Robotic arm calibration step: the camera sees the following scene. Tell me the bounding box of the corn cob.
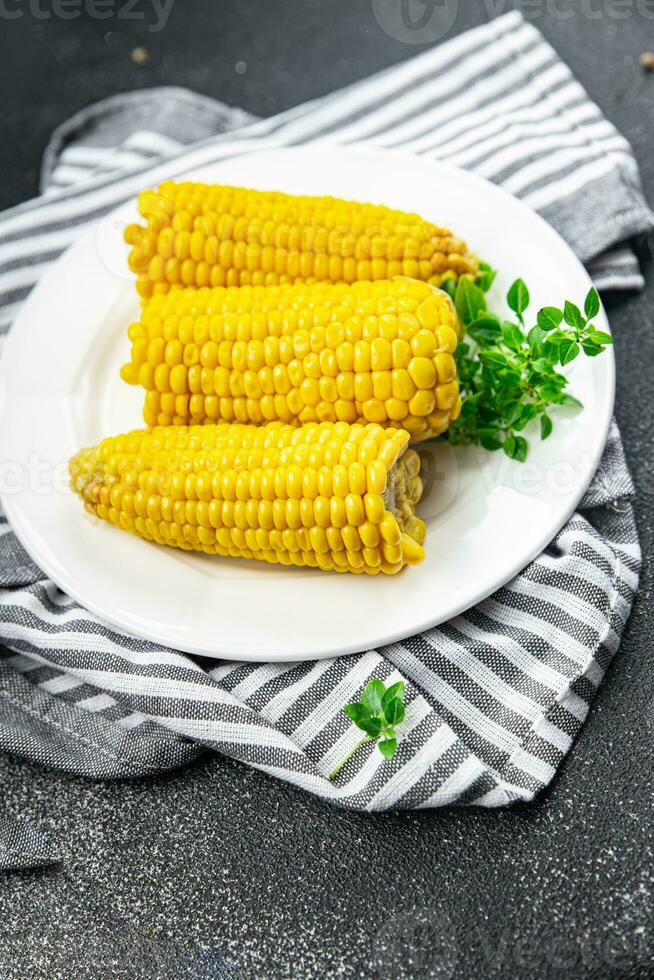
[120,278,461,441]
[69,421,427,575]
[125,181,479,300]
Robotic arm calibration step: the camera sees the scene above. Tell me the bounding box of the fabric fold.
[0,815,60,872]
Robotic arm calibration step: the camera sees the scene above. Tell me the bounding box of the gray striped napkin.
[0,13,648,869]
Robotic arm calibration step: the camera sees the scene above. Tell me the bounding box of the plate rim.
[0,145,615,662]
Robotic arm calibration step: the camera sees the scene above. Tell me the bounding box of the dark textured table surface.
[1,3,653,978]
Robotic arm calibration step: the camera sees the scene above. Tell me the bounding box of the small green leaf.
[440,276,457,301]
[563,301,585,331]
[504,435,528,462]
[360,678,385,715]
[519,403,540,426]
[381,681,405,709]
[527,325,546,350]
[581,340,603,357]
[515,436,529,463]
[455,276,487,327]
[476,261,497,293]
[545,330,565,347]
[540,414,553,440]
[343,703,371,728]
[584,287,600,320]
[378,737,398,760]
[559,339,580,365]
[537,307,564,332]
[358,716,383,738]
[507,279,530,317]
[479,350,509,369]
[468,315,502,345]
[542,340,561,362]
[530,356,555,374]
[384,698,405,726]
[557,393,583,409]
[502,321,525,352]
[478,430,503,452]
[587,329,613,346]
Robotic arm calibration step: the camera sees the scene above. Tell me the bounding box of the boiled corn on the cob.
[120,278,461,440]
[69,421,427,575]
[125,181,479,300]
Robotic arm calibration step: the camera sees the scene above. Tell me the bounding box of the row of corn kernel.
[140,253,458,290]
[97,507,407,574]
[139,388,458,434]
[127,457,390,501]
[130,322,454,368]
[129,338,457,387]
[97,419,402,467]
[136,293,453,341]
[98,485,394,533]
[98,421,406,470]
[145,221,468,264]
[140,278,441,316]
[101,487,401,542]
[107,510,405,575]
[143,182,444,230]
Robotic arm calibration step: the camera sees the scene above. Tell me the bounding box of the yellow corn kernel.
[435,380,459,410]
[401,533,425,565]
[386,398,409,422]
[380,512,402,546]
[360,522,380,548]
[434,351,457,384]
[392,370,416,402]
[408,357,436,390]
[411,329,438,357]
[364,493,385,524]
[409,390,436,417]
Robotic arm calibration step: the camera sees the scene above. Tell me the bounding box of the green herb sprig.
[444,274,612,461]
[329,679,405,780]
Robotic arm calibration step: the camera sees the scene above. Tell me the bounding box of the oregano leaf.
[563,301,585,331]
[343,703,371,728]
[502,321,525,352]
[476,261,497,293]
[559,339,580,365]
[378,737,398,760]
[381,682,405,709]
[587,329,613,346]
[584,287,600,319]
[384,698,405,726]
[456,276,487,327]
[360,678,385,715]
[507,279,530,317]
[358,716,383,739]
[537,307,564,332]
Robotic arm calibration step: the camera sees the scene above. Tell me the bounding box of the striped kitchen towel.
[0,12,647,868]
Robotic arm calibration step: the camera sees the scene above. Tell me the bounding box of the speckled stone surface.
[1,3,653,978]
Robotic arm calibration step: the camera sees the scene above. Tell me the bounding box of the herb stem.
[329,735,374,781]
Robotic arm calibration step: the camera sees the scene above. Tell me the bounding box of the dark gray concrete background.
[1,2,653,978]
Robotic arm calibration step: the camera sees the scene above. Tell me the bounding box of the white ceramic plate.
[0,147,614,662]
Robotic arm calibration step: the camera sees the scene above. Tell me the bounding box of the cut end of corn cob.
[124,180,479,299]
[121,278,462,441]
[69,421,428,575]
